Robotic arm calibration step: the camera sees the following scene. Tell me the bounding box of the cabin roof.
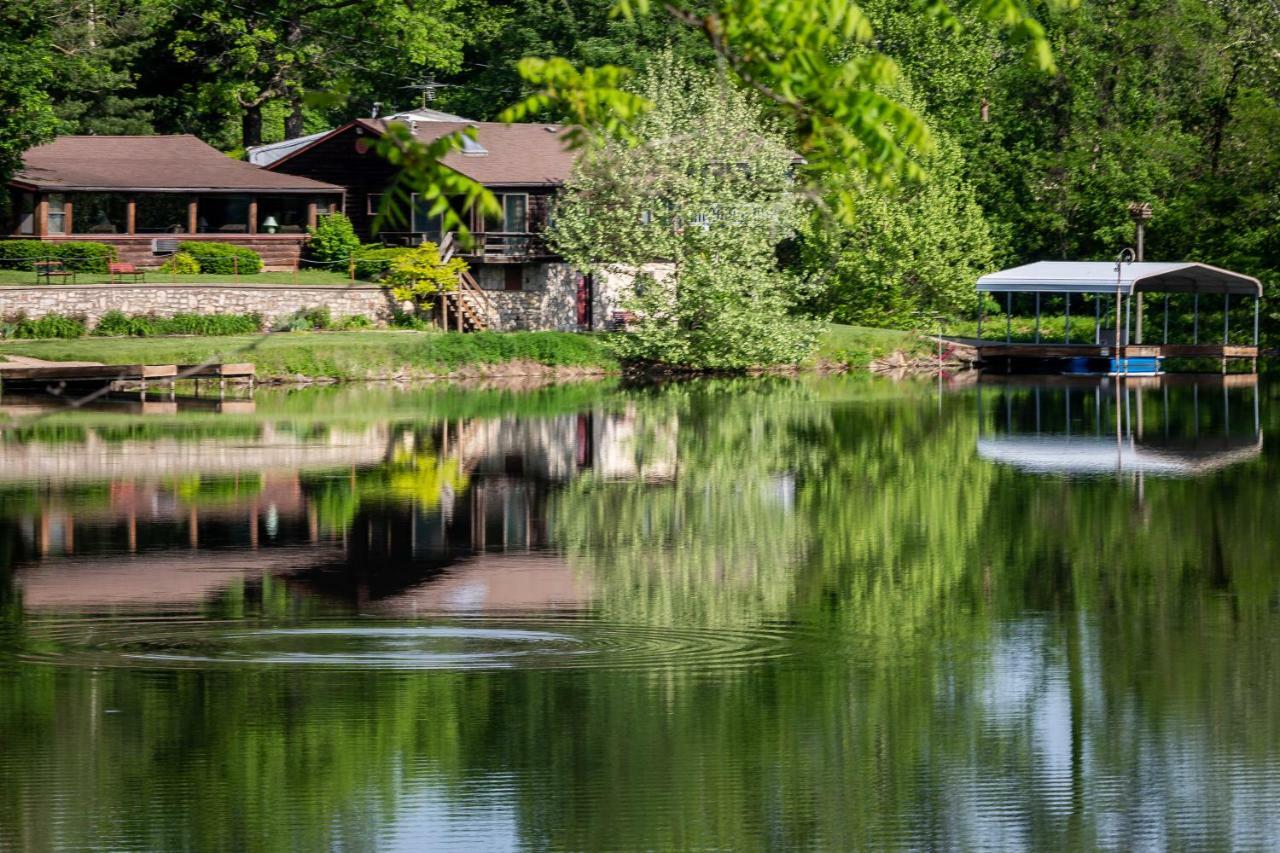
[976,261,1262,297]
[267,119,576,186]
[11,135,344,194]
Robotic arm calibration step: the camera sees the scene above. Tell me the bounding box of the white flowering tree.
[549,52,819,369]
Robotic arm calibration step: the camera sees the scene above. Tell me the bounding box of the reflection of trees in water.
[2,379,1280,848]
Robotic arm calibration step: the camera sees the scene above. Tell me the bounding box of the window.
[504,265,523,292]
[73,193,128,234]
[196,195,250,233]
[16,192,34,235]
[46,194,66,235]
[503,194,528,233]
[409,193,441,240]
[256,195,309,233]
[366,193,382,215]
[135,195,189,233]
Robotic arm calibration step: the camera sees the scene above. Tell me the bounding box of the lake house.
[4,135,345,269]
[263,117,614,330]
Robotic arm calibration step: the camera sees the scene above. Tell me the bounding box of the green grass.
[0,269,366,287]
[814,323,930,368]
[0,329,619,381]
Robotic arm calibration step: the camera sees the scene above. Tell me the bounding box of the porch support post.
[248,197,258,234]
[307,201,318,230]
[63,197,73,236]
[1005,292,1012,343]
[35,194,48,237]
[1064,294,1070,344]
[187,198,198,234]
[126,197,137,235]
[1034,292,1041,343]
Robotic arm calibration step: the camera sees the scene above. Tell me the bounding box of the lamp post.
[1128,202,1153,343]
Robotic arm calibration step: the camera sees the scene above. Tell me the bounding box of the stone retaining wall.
[0,284,396,326]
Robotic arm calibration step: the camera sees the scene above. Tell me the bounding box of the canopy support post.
[1006,292,1012,344]
[1094,296,1101,345]
[1193,293,1199,344]
[1064,294,1070,344]
[1223,292,1230,374]
[1035,292,1041,343]
[1163,295,1169,345]
[1253,296,1260,373]
[977,299,984,340]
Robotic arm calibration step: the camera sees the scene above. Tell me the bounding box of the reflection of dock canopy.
[977,435,1263,477]
[976,261,1262,296]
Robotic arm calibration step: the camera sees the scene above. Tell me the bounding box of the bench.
[609,310,638,331]
[33,260,75,285]
[108,262,146,283]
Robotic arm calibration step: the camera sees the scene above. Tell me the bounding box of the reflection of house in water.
[5,407,676,613]
[976,374,1262,476]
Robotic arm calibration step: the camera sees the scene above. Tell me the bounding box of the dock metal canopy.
[972,260,1264,373]
[976,261,1262,297]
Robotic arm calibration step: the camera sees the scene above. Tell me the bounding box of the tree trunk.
[285,97,305,140]
[242,104,263,149]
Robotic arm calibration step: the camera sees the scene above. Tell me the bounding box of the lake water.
[1,374,1277,851]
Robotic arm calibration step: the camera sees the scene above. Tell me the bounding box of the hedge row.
[178,242,263,275]
[1,309,374,339]
[1,311,264,339]
[0,240,118,273]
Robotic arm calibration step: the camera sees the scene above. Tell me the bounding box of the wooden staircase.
[438,234,493,332]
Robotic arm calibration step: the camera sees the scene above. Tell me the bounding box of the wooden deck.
[0,362,254,390]
[970,342,1258,360]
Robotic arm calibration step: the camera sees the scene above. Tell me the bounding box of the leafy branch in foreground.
[499,58,653,148]
[371,123,501,247]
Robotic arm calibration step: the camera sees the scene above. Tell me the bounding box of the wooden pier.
[0,361,255,392]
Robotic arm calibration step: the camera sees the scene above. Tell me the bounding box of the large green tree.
[549,52,817,368]
[0,3,57,212]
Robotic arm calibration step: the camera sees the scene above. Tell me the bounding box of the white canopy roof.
[976,261,1262,296]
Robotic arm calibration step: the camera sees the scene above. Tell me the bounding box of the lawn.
[0,269,368,287]
[0,330,619,381]
[814,323,930,368]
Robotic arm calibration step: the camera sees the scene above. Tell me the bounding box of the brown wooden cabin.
[265,118,574,266]
[4,135,345,270]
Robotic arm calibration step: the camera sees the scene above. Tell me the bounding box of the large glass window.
[136,195,189,233]
[256,195,309,234]
[196,196,250,233]
[73,193,128,234]
[503,194,528,233]
[16,192,34,235]
[410,193,442,241]
[47,194,66,235]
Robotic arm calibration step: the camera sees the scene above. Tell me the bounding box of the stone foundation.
[0,284,396,327]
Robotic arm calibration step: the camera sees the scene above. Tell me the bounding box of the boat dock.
[0,361,255,394]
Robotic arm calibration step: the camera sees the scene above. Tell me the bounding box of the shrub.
[92,311,262,337]
[385,243,467,309]
[0,239,117,272]
[274,306,332,332]
[333,314,373,330]
[353,246,408,281]
[1,312,88,339]
[178,241,262,275]
[159,251,200,275]
[306,212,361,264]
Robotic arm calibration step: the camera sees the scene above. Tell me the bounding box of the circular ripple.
[15,615,806,673]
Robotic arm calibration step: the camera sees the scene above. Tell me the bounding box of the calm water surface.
[0,375,1277,851]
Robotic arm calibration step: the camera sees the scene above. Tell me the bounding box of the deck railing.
[376,230,553,259]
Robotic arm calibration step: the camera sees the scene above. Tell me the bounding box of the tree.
[44,0,168,135]
[801,98,995,327]
[385,242,468,315]
[167,0,499,149]
[549,52,818,368]
[0,3,57,210]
